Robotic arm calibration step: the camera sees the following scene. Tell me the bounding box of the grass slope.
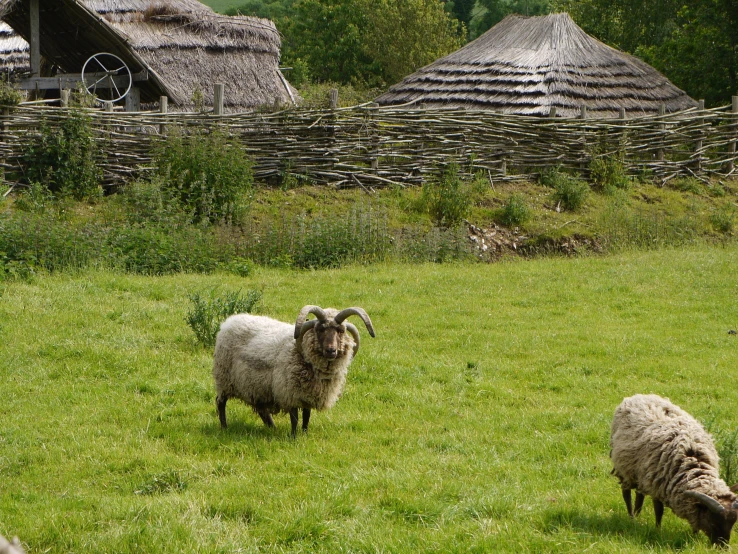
[1,246,738,552]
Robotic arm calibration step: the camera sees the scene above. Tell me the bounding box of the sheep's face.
[697,501,737,547]
[314,321,347,360]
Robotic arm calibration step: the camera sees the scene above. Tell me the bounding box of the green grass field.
[2,245,738,552]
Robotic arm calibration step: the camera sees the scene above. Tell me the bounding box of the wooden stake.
[695,99,704,172]
[729,96,738,173]
[29,0,40,78]
[213,83,224,116]
[159,96,168,136]
[657,103,666,162]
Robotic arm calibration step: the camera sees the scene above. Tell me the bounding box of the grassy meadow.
[1,245,738,552]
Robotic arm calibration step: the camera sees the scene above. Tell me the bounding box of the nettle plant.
[21,109,103,200]
[154,127,254,224]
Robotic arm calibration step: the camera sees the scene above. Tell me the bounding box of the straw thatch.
[375,13,697,118]
[0,0,297,110]
[0,21,26,74]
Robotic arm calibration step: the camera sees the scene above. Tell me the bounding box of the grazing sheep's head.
[294,305,375,359]
[685,491,738,547]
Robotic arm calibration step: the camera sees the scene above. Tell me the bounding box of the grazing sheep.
[213,305,375,436]
[610,394,738,546]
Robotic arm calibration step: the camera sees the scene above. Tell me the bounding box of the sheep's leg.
[302,408,311,432]
[289,408,299,438]
[622,489,634,517]
[217,395,228,429]
[257,410,275,428]
[653,499,664,527]
[634,492,645,516]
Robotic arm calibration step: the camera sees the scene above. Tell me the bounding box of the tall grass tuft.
[540,167,590,211]
[596,201,701,250]
[186,288,262,347]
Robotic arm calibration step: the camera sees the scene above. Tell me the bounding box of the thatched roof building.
[0,21,27,74]
[375,13,697,118]
[0,0,297,110]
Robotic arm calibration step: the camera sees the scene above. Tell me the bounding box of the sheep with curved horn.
[213,305,375,437]
[611,394,738,547]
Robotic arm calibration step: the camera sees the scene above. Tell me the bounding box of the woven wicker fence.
[1,101,737,188]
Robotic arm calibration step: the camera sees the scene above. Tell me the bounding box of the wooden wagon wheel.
[81,52,132,104]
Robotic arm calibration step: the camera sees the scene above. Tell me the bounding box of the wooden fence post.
[694,99,705,173]
[213,83,224,116]
[159,96,168,136]
[729,96,738,174]
[125,87,140,112]
[60,89,70,108]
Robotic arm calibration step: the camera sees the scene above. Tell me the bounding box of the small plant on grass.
[589,155,630,194]
[186,288,262,347]
[710,204,735,234]
[134,470,187,495]
[21,109,103,200]
[421,163,472,228]
[496,193,531,227]
[154,127,253,224]
[13,182,53,213]
[670,177,704,195]
[540,167,589,212]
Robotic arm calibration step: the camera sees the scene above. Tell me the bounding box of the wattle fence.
[2,99,737,189]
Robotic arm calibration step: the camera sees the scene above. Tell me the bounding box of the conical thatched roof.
[0,0,297,110]
[0,21,27,73]
[375,13,697,117]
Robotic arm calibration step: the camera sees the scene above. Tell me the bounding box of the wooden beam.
[30,0,40,77]
[18,70,149,91]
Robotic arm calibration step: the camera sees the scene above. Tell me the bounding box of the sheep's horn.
[334,307,375,337]
[685,491,726,514]
[295,319,318,352]
[345,322,360,355]
[294,305,328,339]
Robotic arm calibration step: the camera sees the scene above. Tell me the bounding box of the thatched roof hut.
[0,0,297,110]
[0,21,27,74]
[375,13,697,118]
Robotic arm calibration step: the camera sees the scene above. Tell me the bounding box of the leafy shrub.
[106,225,222,275]
[496,193,531,227]
[421,164,472,228]
[540,167,589,212]
[0,79,22,106]
[243,205,392,269]
[13,182,54,213]
[21,109,103,200]
[589,155,630,194]
[710,204,735,234]
[186,288,262,347]
[154,128,253,224]
[118,179,189,225]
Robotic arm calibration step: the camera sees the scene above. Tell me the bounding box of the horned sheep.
[212,305,375,437]
[610,394,738,546]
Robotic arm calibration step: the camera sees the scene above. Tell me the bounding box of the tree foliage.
[557,0,738,107]
[471,0,552,38]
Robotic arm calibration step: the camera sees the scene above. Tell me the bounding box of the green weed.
[589,155,630,194]
[421,163,472,227]
[20,109,103,200]
[153,127,253,224]
[496,193,531,227]
[540,167,590,211]
[710,204,735,234]
[186,288,262,347]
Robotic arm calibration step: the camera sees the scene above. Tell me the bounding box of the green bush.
[421,164,472,228]
[186,288,262,347]
[540,167,590,212]
[21,109,103,200]
[0,79,22,107]
[589,155,630,194]
[154,128,253,224]
[496,193,531,227]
